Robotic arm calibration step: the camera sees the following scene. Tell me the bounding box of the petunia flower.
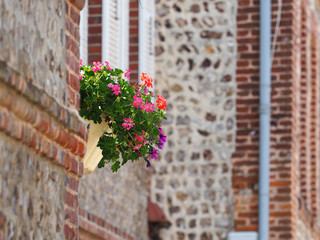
[149,148,159,160]
[157,128,167,150]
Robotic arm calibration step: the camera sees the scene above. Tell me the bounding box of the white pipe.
[258,0,271,240]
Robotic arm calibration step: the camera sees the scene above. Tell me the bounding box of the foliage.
[79,61,167,172]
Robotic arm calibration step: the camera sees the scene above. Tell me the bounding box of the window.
[102,0,129,70]
[80,1,88,65]
[139,0,155,78]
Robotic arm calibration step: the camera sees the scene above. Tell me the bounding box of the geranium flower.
[139,73,153,88]
[125,69,131,78]
[144,102,155,112]
[105,61,112,71]
[122,118,135,130]
[133,95,143,108]
[156,95,167,110]
[108,84,122,95]
[79,70,85,80]
[92,62,103,72]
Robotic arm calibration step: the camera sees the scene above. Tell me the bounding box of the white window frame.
[102,0,129,70]
[80,1,88,65]
[138,0,155,84]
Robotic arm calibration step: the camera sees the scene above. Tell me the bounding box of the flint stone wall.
[152,0,237,239]
[79,161,149,240]
[0,133,66,239]
[0,0,66,103]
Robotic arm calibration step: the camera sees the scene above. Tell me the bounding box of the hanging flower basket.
[79,60,167,172]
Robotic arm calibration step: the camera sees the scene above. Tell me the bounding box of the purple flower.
[157,128,167,150]
[149,148,159,160]
[146,160,151,168]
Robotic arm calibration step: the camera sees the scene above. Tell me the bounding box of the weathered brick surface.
[151,1,237,239]
[79,161,149,240]
[129,0,139,85]
[235,0,320,239]
[0,133,66,239]
[87,0,102,64]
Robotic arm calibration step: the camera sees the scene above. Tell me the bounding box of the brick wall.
[128,0,140,85]
[0,0,87,239]
[234,0,320,239]
[87,0,102,63]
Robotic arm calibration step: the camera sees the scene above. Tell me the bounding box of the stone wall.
[0,0,87,239]
[0,134,66,239]
[79,161,149,240]
[0,0,66,103]
[151,1,237,239]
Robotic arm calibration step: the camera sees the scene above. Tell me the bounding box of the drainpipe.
[258,0,271,239]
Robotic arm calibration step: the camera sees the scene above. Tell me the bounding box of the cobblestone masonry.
[79,161,149,240]
[0,0,87,239]
[151,1,237,239]
[0,0,66,103]
[0,133,66,239]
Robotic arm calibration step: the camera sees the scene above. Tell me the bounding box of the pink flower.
[122,118,135,130]
[133,131,148,150]
[105,61,112,71]
[80,59,83,67]
[144,102,155,112]
[144,86,149,94]
[135,90,142,96]
[124,69,131,78]
[133,95,143,108]
[133,95,155,112]
[92,62,103,72]
[108,84,122,95]
[79,70,85,80]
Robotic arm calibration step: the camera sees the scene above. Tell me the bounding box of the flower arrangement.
[79,60,167,172]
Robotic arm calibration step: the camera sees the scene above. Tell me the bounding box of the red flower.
[156,96,167,110]
[139,73,153,88]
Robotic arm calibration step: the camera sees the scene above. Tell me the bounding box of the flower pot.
[83,120,109,175]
